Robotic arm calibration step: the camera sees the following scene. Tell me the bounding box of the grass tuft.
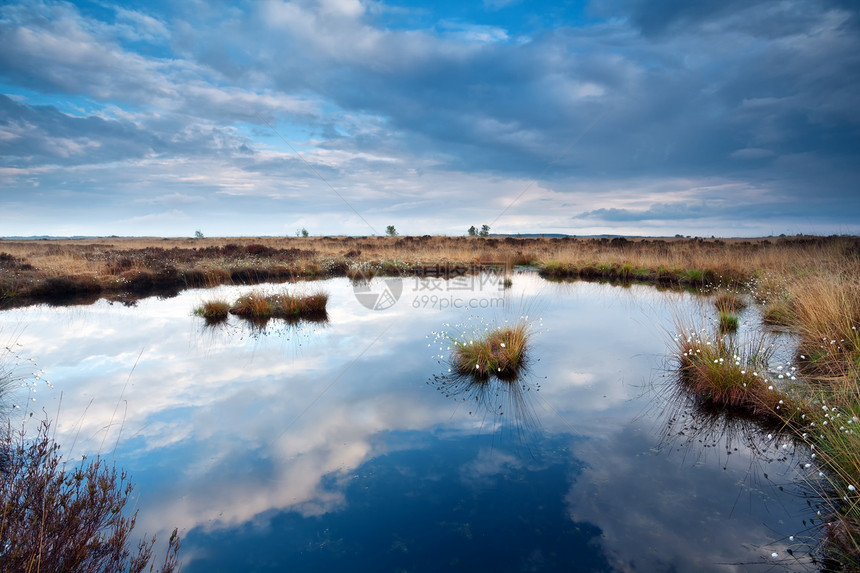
[672,326,800,420]
[226,289,328,323]
[714,291,746,314]
[718,311,739,332]
[193,298,231,324]
[450,321,530,381]
[230,290,272,319]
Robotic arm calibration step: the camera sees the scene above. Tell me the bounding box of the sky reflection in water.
[0,273,816,571]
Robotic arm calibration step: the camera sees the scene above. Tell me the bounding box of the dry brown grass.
[0,234,857,306]
[789,268,860,377]
[226,288,329,323]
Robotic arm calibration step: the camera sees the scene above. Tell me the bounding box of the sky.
[1,0,858,238]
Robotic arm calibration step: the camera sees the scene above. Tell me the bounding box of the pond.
[1,272,819,571]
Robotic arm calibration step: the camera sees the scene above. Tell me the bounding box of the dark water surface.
[1,273,817,571]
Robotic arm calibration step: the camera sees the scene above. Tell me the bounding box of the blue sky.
[1,0,858,237]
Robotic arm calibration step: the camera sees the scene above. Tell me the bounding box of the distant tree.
[468,226,478,237]
[295,228,309,237]
[479,224,490,237]
[385,225,398,237]
[194,230,204,239]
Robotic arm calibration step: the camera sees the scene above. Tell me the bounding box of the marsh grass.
[789,272,860,378]
[718,312,739,332]
[228,289,328,323]
[449,321,530,381]
[672,326,802,421]
[3,235,858,307]
[714,291,746,314]
[346,266,376,283]
[674,267,860,566]
[781,358,860,567]
[193,298,231,324]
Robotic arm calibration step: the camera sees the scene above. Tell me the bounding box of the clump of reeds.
[787,388,860,567]
[447,320,530,381]
[714,291,745,332]
[718,312,739,332]
[230,290,272,318]
[779,354,860,566]
[228,289,328,322]
[714,291,746,314]
[672,326,799,419]
[193,298,231,324]
[788,272,860,378]
[673,292,860,567]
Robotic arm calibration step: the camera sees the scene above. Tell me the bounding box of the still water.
[1,273,817,571]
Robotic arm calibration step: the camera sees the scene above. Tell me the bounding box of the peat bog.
[2,234,860,570]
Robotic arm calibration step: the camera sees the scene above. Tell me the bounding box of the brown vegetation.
[0,419,181,572]
[671,256,860,568]
[1,234,858,307]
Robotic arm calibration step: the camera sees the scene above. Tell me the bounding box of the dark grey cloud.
[0,0,858,235]
[0,95,162,166]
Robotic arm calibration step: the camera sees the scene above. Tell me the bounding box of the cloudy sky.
[1,0,858,237]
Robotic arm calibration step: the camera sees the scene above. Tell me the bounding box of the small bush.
[0,419,181,572]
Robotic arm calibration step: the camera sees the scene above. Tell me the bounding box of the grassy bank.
[671,265,860,568]
[1,234,858,307]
